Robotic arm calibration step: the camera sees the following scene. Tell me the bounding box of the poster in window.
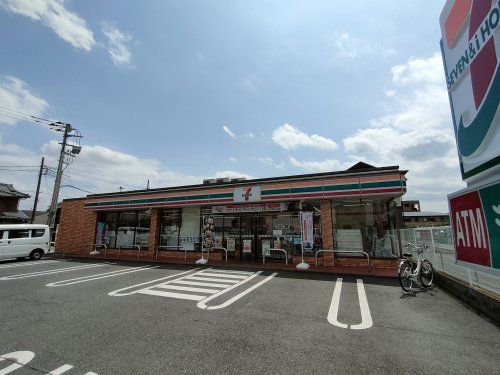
[227,237,236,252]
[300,211,314,251]
[96,222,105,244]
[243,239,252,253]
[202,216,214,250]
[214,236,222,248]
[262,239,271,256]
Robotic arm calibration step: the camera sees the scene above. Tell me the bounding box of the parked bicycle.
[398,243,435,292]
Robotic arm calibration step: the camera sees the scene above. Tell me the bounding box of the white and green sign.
[440,0,500,182]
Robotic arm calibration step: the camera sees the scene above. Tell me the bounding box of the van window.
[32,229,46,238]
[8,229,30,239]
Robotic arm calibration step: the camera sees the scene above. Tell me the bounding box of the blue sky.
[0,0,464,211]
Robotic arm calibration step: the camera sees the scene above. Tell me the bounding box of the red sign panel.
[449,191,491,266]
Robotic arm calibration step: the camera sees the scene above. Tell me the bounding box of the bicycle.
[398,243,435,292]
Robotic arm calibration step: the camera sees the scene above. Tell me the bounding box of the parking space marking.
[109,269,199,296]
[327,278,373,330]
[0,351,97,375]
[0,351,34,375]
[110,268,274,309]
[197,272,277,310]
[135,268,259,302]
[46,265,158,287]
[0,260,59,269]
[49,364,73,374]
[0,263,108,280]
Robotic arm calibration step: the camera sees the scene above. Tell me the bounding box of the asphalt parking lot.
[0,258,498,375]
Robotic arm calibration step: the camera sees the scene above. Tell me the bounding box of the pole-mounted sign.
[439,0,500,182]
[441,0,500,274]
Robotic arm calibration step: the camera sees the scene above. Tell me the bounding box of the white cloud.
[222,125,237,139]
[257,157,285,169]
[272,123,337,151]
[228,157,236,162]
[0,0,95,51]
[289,156,346,172]
[222,125,255,140]
[0,76,49,125]
[0,136,253,210]
[101,21,133,66]
[241,76,259,91]
[391,52,444,86]
[342,53,465,212]
[334,32,396,59]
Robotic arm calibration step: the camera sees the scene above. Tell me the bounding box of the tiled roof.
[0,183,30,198]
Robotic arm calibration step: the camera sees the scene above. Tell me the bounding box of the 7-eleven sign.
[234,186,261,203]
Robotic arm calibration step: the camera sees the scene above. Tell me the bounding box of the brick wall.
[320,199,334,266]
[147,208,161,258]
[56,199,96,255]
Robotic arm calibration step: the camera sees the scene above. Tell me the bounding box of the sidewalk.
[48,253,398,278]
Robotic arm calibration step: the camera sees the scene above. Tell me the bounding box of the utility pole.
[30,157,45,223]
[47,122,82,229]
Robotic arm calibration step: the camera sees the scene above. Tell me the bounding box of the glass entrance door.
[240,215,255,261]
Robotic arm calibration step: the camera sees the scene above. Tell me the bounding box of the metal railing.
[400,226,500,295]
[262,248,288,267]
[204,247,228,262]
[118,245,141,260]
[315,249,371,271]
[156,245,186,260]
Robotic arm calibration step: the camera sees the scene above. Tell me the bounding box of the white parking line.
[0,260,59,269]
[0,264,108,280]
[327,278,373,330]
[187,276,240,283]
[108,269,199,296]
[0,351,98,375]
[109,268,276,309]
[198,272,248,279]
[197,272,277,310]
[46,265,157,287]
[49,364,73,374]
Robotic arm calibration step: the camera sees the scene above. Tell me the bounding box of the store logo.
[233,186,261,203]
[442,0,500,157]
[243,187,252,201]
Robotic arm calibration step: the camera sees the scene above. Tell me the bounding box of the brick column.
[148,208,161,259]
[56,200,96,256]
[320,199,334,266]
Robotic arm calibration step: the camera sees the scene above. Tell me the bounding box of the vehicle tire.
[29,249,44,261]
[398,260,413,292]
[419,260,434,287]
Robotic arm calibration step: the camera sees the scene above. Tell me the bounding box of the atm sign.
[449,182,500,270]
[450,191,490,266]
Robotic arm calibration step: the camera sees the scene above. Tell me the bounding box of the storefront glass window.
[97,210,150,249]
[97,212,118,248]
[179,207,201,251]
[224,216,240,257]
[332,199,398,258]
[160,209,181,247]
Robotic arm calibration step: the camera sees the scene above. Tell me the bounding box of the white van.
[0,224,50,261]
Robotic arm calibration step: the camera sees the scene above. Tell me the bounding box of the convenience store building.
[56,162,407,269]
